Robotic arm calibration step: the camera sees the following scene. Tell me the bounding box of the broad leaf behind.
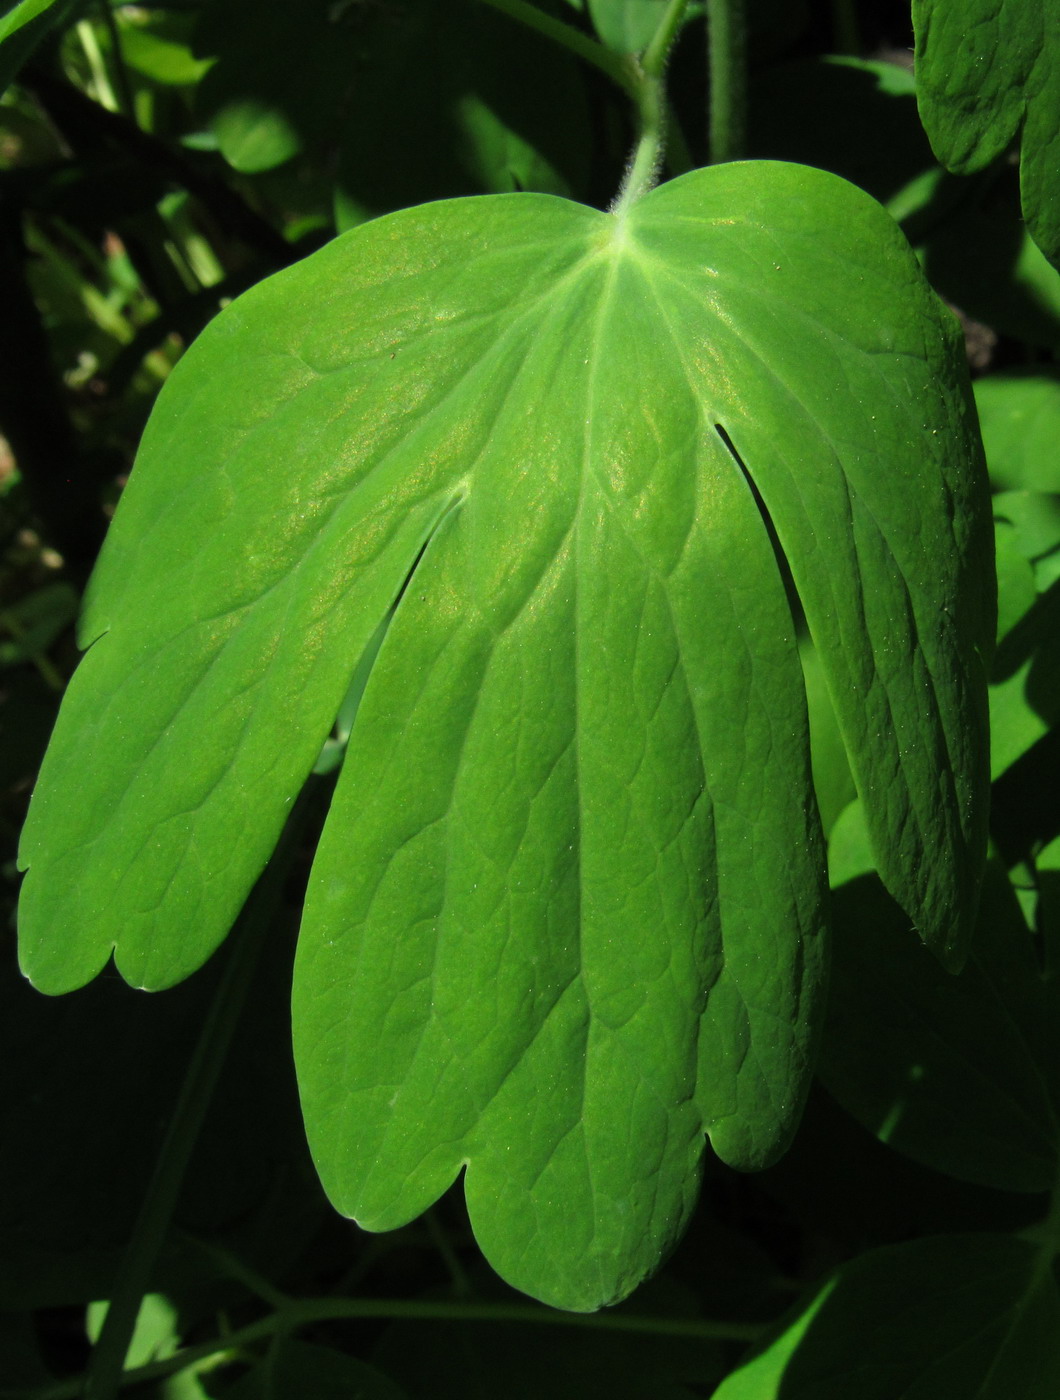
[18,163,992,1308]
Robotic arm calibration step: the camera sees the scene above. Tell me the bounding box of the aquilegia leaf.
[17,161,993,1309]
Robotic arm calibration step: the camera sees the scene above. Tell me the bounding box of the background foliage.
[1,0,1059,1396]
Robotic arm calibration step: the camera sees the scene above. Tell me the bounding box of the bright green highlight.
[18,162,992,1310]
[0,0,58,45]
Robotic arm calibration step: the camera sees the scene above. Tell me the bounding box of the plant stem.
[97,0,135,121]
[611,0,692,215]
[474,0,635,94]
[5,1297,765,1398]
[76,18,118,112]
[82,791,313,1400]
[706,0,747,163]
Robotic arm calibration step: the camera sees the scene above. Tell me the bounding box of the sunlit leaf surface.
[18,163,992,1307]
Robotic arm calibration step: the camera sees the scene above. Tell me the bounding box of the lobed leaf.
[18,162,992,1307]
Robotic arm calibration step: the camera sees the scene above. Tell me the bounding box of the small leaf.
[748,57,935,207]
[588,0,670,53]
[912,0,1060,266]
[0,0,81,91]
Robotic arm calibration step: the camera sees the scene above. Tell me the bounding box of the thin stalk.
[423,1207,473,1299]
[75,18,118,112]
[82,791,314,1400]
[474,0,635,94]
[97,0,136,121]
[5,1297,765,1399]
[611,0,692,215]
[706,0,747,164]
[175,1231,293,1311]
[642,0,691,76]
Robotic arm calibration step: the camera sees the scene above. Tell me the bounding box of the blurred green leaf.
[588,0,669,52]
[0,0,62,45]
[820,857,1059,1193]
[86,1293,180,1369]
[0,0,81,91]
[989,512,1060,778]
[715,1235,1060,1399]
[993,490,1060,591]
[116,17,215,88]
[913,167,1060,354]
[0,581,77,668]
[192,0,589,220]
[748,57,934,207]
[975,370,1060,493]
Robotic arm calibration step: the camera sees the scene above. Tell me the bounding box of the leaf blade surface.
[18,163,992,1307]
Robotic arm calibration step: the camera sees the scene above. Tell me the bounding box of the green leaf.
[0,0,81,91]
[975,370,1060,493]
[912,0,1060,266]
[988,493,1060,776]
[748,57,935,208]
[0,581,78,669]
[820,858,1060,1193]
[18,163,992,1308]
[0,0,61,44]
[714,1235,1060,1399]
[117,17,215,88]
[914,166,1060,355]
[799,637,854,838]
[588,0,670,52]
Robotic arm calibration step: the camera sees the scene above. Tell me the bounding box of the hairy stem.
[707,0,747,163]
[611,0,692,215]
